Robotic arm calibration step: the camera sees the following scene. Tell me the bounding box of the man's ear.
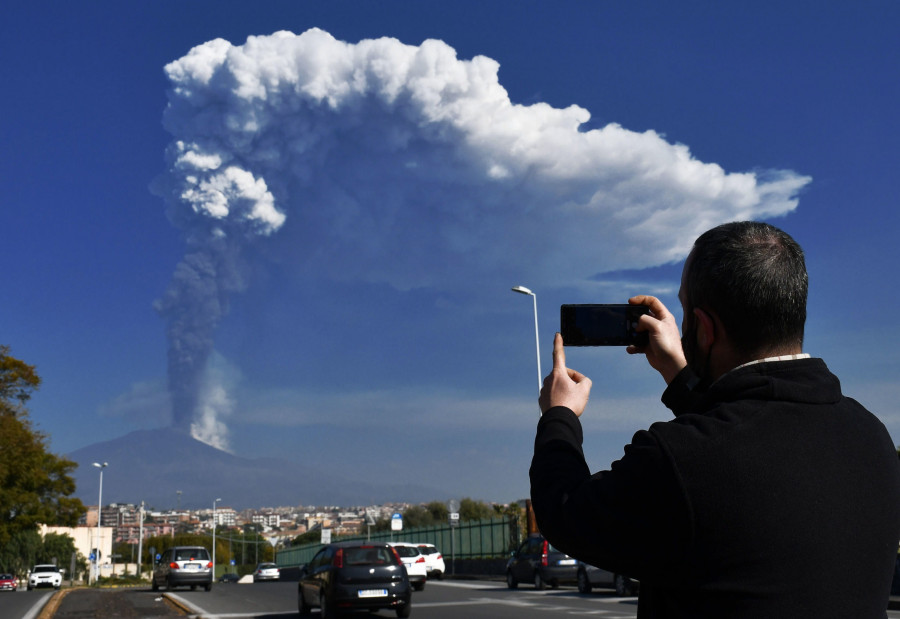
[693,307,716,353]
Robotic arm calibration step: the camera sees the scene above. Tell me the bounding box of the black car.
[506,534,578,590]
[576,561,639,596]
[218,572,240,583]
[298,541,411,618]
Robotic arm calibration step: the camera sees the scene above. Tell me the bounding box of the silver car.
[152,546,213,591]
[254,562,280,582]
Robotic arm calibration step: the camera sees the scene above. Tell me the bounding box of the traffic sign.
[391,513,403,531]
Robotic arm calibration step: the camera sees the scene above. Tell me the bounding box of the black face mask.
[682,315,712,390]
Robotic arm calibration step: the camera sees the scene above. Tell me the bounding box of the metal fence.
[277,517,518,568]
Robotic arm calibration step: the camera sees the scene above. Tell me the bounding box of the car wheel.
[298,587,311,616]
[204,583,212,592]
[320,590,336,619]
[167,577,176,591]
[396,602,411,618]
[506,570,518,589]
[151,578,159,592]
[614,574,631,596]
[413,580,425,592]
[577,569,592,594]
[190,585,197,591]
[534,571,546,590]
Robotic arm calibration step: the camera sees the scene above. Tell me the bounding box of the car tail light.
[169,562,179,569]
[437,554,442,560]
[390,546,403,565]
[207,562,213,569]
[332,548,344,568]
[541,541,549,567]
[416,556,425,563]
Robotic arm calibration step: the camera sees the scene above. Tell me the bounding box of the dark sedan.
[577,561,639,596]
[506,534,578,590]
[298,541,411,618]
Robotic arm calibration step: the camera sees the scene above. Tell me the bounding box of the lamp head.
[93,462,108,469]
[511,285,534,296]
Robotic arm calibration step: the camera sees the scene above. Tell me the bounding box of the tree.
[0,346,86,550]
[459,498,494,521]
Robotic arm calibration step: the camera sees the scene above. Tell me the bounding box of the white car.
[416,544,446,579]
[28,565,62,590]
[253,562,280,582]
[389,542,428,591]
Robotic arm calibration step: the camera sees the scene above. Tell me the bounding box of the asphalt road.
[169,579,641,618]
[7,581,900,619]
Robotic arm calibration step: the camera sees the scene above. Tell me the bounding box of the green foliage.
[368,499,497,533]
[0,530,85,580]
[292,529,322,545]
[458,498,495,521]
[0,345,41,406]
[0,347,85,552]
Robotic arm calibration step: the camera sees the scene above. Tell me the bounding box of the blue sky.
[3,1,899,505]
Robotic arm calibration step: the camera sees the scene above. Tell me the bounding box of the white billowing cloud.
[189,352,239,451]
[153,28,811,441]
[157,28,810,288]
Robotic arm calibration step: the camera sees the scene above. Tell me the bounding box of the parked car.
[506,534,578,590]
[0,574,17,592]
[254,562,280,582]
[27,565,62,590]
[389,542,428,591]
[576,561,639,596]
[297,541,411,618]
[416,544,446,579]
[218,572,240,583]
[151,546,212,592]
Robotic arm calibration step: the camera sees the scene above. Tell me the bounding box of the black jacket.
[530,358,900,618]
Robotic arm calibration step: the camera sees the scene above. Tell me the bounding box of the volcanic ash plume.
[152,28,811,447]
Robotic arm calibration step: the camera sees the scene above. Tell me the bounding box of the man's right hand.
[627,295,687,384]
[539,333,592,416]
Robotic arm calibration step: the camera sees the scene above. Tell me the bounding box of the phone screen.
[560,304,649,346]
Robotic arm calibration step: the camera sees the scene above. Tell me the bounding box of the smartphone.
[560,304,650,346]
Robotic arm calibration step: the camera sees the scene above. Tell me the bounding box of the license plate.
[358,589,388,598]
[557,559,576,565]
[183,563,200,571]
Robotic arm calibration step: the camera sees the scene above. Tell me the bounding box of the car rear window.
[175,549,209,561]
[34,566,57,573]
[393,546,420,558]
[344,546,396,566]
[418,545,437,555]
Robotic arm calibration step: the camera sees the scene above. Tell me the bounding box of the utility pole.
[137,501,144,577]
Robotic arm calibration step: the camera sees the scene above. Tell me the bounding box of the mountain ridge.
[67,427,442,510]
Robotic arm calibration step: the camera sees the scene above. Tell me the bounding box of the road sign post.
[447,500,461,576]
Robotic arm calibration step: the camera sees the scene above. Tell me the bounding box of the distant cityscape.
[82,502,420,549]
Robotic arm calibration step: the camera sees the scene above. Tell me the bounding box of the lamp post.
[212,498,222,578]
[92,462,108,585]
[511,286,542,398]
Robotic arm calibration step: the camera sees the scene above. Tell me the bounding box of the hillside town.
[82,501,416,551]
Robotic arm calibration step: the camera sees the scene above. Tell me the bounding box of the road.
[164,579,641,618]
[5,581,900,618]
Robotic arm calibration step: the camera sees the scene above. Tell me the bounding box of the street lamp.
[212,498,222,578]
[511,286,542,398]
[92,462,108,585]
